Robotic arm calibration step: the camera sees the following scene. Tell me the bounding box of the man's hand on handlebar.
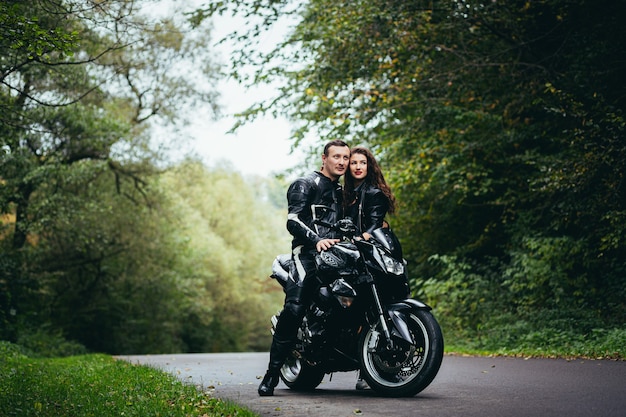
[316,238,340,252]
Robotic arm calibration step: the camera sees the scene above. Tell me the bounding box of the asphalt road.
[118,352,626,417]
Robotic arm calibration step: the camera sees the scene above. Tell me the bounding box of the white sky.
[186,81,300,177]
[176,1,306,178]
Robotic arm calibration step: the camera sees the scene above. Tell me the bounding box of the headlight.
[335,295,354,308]
[331,279,356,308]
[382,254,404,275]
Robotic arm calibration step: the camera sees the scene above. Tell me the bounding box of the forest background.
[1,0,624,358]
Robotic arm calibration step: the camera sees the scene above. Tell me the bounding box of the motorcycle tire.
[280,355,325,391]
[359,308,444,397]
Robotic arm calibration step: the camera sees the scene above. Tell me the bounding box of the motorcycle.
[269,218,443,397]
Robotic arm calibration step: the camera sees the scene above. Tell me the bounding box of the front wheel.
[359,308,443,397]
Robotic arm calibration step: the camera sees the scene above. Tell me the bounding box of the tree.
[8,153,290,354]
[1,0,220,341]
[196,0,626,351]
[157,161,289,353]
[1,0,218,248]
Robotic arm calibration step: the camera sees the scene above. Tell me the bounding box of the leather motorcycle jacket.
[346,182,390,235]
[286,171,343,249]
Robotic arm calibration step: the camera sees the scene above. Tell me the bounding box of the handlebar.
[316,219,401,258]
[314,218,360,237]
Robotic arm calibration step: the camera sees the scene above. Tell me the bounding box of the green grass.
[443,326,625,360]
[0,343,259,417]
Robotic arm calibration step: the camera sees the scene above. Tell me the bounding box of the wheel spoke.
[362,311,430,388]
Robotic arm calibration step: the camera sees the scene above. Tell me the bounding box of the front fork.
[369,282,395,350]
[368,280,430,349]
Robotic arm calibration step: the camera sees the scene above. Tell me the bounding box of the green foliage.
[203,0,626,356]
[422,253,625,359]
[3,0,624,358]
[15,327,88,358]
[0,341,29,359]
[154,160,289,353]
[445,327,626,359]
[1,0,219,254]
[8,159,288,355]
[0,1,78,60]
[502,235,587,310]
[1,1,264,355]
[0,348,259,417]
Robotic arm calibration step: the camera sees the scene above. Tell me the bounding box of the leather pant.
[265,247,318,375]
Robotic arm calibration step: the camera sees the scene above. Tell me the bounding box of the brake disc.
[372,344,416,373]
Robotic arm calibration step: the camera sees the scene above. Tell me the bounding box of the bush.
[16,327,88,358]
[420,254,625,359]
[0,341,29,360]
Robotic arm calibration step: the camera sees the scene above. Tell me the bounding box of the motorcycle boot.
[258,337,293,396]
[259,254,313,396]
[258,373,280,396]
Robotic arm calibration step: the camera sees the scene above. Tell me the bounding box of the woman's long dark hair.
[344,147,396,214]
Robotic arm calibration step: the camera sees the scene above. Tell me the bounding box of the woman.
[344,146,397,391]
[344,146,396,240]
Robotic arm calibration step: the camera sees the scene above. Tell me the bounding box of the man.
[258,139,350,396]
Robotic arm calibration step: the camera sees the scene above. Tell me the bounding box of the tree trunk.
[12,182,33,250]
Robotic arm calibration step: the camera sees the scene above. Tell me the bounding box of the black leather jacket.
[286,171,343,249]
[346,182,390,235]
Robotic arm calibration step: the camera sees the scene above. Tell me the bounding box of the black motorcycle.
[269,218,443,397]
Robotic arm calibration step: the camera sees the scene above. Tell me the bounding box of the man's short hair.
[323,140,349,156]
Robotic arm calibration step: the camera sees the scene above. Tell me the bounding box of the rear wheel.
[359,308,443,397]
[280,355,325,391]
